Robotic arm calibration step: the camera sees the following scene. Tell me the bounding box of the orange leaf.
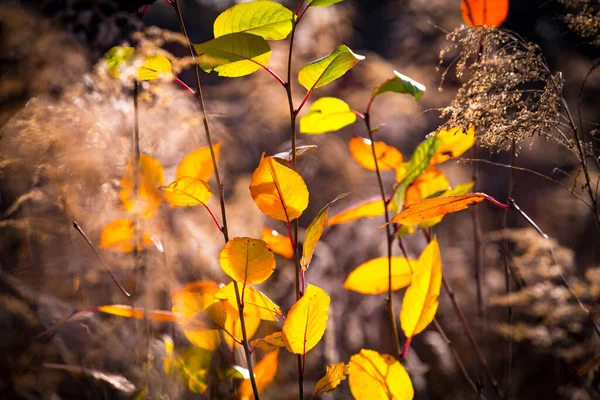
[262,228,294,258]
[405,166,451,206]
[219,237,276,285]
[328,198,386,226]
[344,257,415,295]
[461,0,509,27]
[390,193,487,226]
[96,305,176,322]
[176,143,220,182]
[215,282,282,321]
[99,219,152,252]
[349,137,403,171]
[119,154,165,217]
[431,126,476,164]
[239,349,279,400]
[250,153,309,221]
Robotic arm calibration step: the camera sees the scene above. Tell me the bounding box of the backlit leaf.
[391,193,487,226]
[405,166,450,207]
[349,137,403,171]
[119,154,165,217]
[262,228,294,258]
[313,363,348,396]
[216,282,281,321]
[308,0,344,6]
[461,0,509,27]
[214,1,294,40]
[300,97,357,134]
[99,219,152,252]
[400,237,442,338]
[96,305,176,322]
[431,126,476,164]
[104,46,134,78]
[194,33,271,77]
[416,182,475,229]
[179,347,212,394]
[282,284,330,354]
[223,300,262,349]
[301,193,349,269]
[250,153,309,221]
[138,55,172,81]
[250,332,286,352]
[163,177,212,207]
[344,257,415,295]
[328,198,386,226]
[298,45,364,91]
[176,143,220,182]
[219,237,276,284]
[372,70,426,100]
[348,349,413,400]
[239,349,279,400]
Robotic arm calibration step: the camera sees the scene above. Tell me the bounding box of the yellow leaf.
[239,349,279,400]
[349,137,403,171]
[176,143,220,182]
[262,228,294,259]
[178,347,212,394]
[219,237,276,285]
[223,300,262,349]
[119,154,165,217]
[282,285,330,355]
[431,126,476,164]
[405,166,451,207]
[313,362,349,396]
[163,177,212,207]
[343,257,415,295]
[96,305,176,322]
[328,198,386,226]
[250,153,309,221]
[250,332,286,352]
[215,282,282,321]
[390,193,487,226]
[299,97,357,134]
[400,237,442,340]
[348,349,413,400]
[99,219,152,252]
[138,55,172,81]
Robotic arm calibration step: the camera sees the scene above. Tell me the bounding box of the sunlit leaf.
[261,228,294,258]
[194,33,271,77]
[176,143,220,182]
[214,1,294,40]
[416,182,475,229]
[391,193,487,226]
[163,177,212,207]
[282,284,330,354]
[431,126,476,164]
[328,198,386,226]
[96,305,176,322]
[313,363,348,396]
[99,219,153,252]
[308,0,344,6]
[400,237,442,339]
[343,257,415,295]
[272,145,318,162]
[349,137,403,171]
[119,154,165,217]
[223,300,262,349]
[239,349,279,400]
[298,45,364,91]
[216,282,281,321]
[219,237,276,284]
[178,347,212,394]
[250,332,286,352]
[405,166,450,207]
[300,97,357,134]
[301,193,349,269]
[250,153,309,221]
[461,0,509,27]
[372,70,426,100]
[348,349,413,400]
[138,55,172,81]
[104,46,134,78]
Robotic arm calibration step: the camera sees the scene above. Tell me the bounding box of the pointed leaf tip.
[298,45,364,91]
[373,70,426,100]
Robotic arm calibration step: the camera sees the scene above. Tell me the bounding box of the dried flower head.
[561,0,600,47]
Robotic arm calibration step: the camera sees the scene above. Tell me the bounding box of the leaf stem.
[295,88,313,116]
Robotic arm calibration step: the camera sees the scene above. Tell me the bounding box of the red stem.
[173,75,196,96]
[294,0,304,16]
[366,95,376,116]
[484,194,511,210]
[295,89,313,116]
[401,337,412,358]
[353,110,366,120]
[297,5,311,22]
[201,203,223,232]
[265,67,287,88]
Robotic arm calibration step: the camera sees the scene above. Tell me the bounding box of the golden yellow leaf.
[250,153,309,221]
[119,154,165,217]
[349,137,403,171]
[163,177,212,207]
[348,349,413,400]
[96,305,176,322]
[461,0,509,27]
[219,237,276,285]
[405,166,451,206]
[239,349,279,400]
[176,143,220,182]
[431,126,476,164]
[400,237,442,340]
[390,194,487,226]
[223,300,262,349]
[138,55,172,81]
[282,285,330,354]
[99,219,152,252]
[313,362,349,396]
[343,257,415,295]
[261,228,294,259]
[328,198,386,226]
[215,282,282,321]
[250,332,286,352]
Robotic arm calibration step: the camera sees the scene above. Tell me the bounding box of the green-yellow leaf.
[372,70,426,100]
[194,33,271,77]
[348,349,413,400]
[219,237,276,284]
[308,0,344,6]
[250,332,286,352]
[138,55,172,81]
[214,1,294,40]
[282,284,330,354]
[298,45,364,91]
[104,46,134,78]
[300,97,357,134]
[163,177,212,207]
[344,257,415,295]
[215,282,282,321]
[313,363,349,396]
[178,347,212,394]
